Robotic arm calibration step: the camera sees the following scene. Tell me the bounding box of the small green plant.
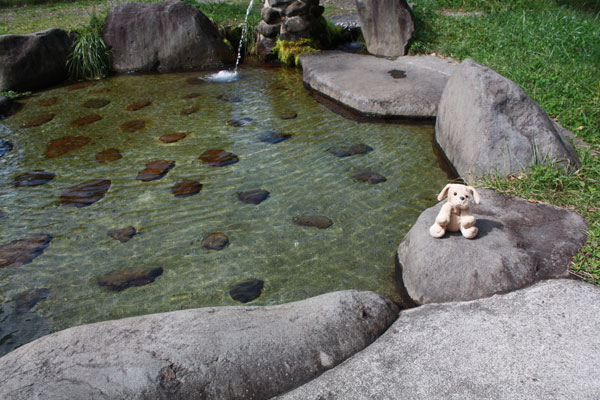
[0,90,32,99]
[66,13,110,81]
[273,38,320,66]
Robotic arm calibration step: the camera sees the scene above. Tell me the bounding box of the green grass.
[410,0,600,282]
[67,14,110,80]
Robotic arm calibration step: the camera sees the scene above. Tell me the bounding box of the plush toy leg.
[430,223,446,238]
[460,214,478,239]
[460,225,478,239]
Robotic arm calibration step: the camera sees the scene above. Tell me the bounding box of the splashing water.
[206,70,239,83]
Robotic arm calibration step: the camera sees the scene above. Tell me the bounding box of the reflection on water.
[0,67,448,356]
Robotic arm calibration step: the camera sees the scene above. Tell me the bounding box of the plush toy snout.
[430,183,480,239]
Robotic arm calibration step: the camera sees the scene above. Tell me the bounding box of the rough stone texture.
[356,0,414,56]
[397,188,587,305]
[278,279,600,400]
[201,232,229,250]
[0,290,399,400]
[436,59,580,181]
[0,28,74,92]
[102,0,235,73]
[300,51,457,118]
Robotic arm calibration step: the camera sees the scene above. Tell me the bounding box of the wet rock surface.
[351,169,387,184]
[172,180,202,197]
[159,132,187,143]
[69,114,102,127]
[329,143,373,157]
[259,131,292,144]
[13,171,55,187]
[0,138,13,158]
[83,99,110,109]
[199,149,239,166]
[120,120,149,133]
[125,100,151,111]
[229,279,264,303]
[97,267,164,292]
[0,95,21,119]
[96,148,122,163]
[45,135,91,158]
[60,179,111,208]
[107,226,137,243]
[238,189,270,205]
[37,97,59,107]
[293,215,333,229]
[136,160,175,181]
[201,232,229,250]
[21,113,54,128]
[0,234,53,269]
[13,288,50,314]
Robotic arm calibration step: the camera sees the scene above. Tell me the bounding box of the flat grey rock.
[397,189,587,305]
[0,290,398,400]
[300,51,457,118]
[435,59,580,181]
[278,279,600,400]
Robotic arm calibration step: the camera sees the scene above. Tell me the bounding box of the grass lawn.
[1,0,599,282]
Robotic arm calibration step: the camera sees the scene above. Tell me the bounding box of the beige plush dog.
[430,183,480,239]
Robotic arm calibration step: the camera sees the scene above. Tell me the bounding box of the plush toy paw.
[460,225,478,239]
[429,223,446,238]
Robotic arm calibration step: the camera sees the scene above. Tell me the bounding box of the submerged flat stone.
[199,149,239,166]
[69,114,102,127]
[280,111,297,120]
[60,179,111,208]
[186,77,206,85]
[13,288,50,314]
[293,215,333,229]
[351,169,387,184]
[0,234,52,269]
[238,189,270,205]
[0,138,13,158]
[97,266,163,292]
[13,171,55,187]
[45,136,91,158]
[96,148,122,163]
[159,132,187,143]
[329,143,373,158]
[67,81,96,91]
[107,226,137,243]
[172,180,202,197]
[259,131,293,144]
[300,51,457,118]
[182,92,202,99]
[125,100,151,111]
[229,279,264,303]
[89,88,112,94]
[227,117,252,127]
[37,97,59,107]
[21,113,54,128]
[120,120,149,133]
[136,160,175,181]
[217,94,242,103]
[83,99,110,109]
[201,232,229,250]
[180,105,199,116]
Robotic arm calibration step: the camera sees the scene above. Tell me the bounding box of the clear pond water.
[0,67,448,355]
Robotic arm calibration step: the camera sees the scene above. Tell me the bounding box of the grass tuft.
[66,13,110,80]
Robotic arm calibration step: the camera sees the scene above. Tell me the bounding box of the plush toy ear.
[437,184,451,201]
[468,186,480,204]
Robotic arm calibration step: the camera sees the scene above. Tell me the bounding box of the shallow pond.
[0,67,448,355]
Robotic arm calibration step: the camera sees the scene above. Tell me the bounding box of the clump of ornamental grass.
[66,13,110,81]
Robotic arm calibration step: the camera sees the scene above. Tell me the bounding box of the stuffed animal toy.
[430,183,480,239]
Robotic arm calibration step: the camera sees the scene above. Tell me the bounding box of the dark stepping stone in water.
[83,99,110,109]
[199,149,239,167]
[96,148,122,163]
[229,279,264,303]
[21,113,55,128]
[293,215,333,229]
[136,160,175,182]
[89,87,112,94]
[0,138,13,158]
[45,135,91,158]
[0,210,6,219]
[61,179,111,208]
[182,92,202,99]
[13,170,56,187]
[67,81,96,91]
[238,189,270,205]
[0,234,53,269]
[186,77,206,85]
[13,288,50,314]
[181,105,200,116]
[217,94,242,103]
[107,226,137,243]
[37,97,59,107]
[227,117,252,127]
[125,100,152,111]
[352,169,387,184]
[160,132,187,143]
[69,114,102,127]
[329,143,373,158]
[280,111,297,120]
[97,266,163,292]
[172,180,202,197]
[120,120,149,133]
[259,131,292,144]
[201,232,229,250]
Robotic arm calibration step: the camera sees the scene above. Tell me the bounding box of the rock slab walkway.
[278,279,600,400]
[300,51,457,119]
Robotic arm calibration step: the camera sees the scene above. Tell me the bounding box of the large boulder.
[0,28,75,92]
[278,279,600,400]
[397,188,587,305]
[355,0,414,57]
[102,0,235,73]
[0,290,398,399]
[435,59,580,181]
